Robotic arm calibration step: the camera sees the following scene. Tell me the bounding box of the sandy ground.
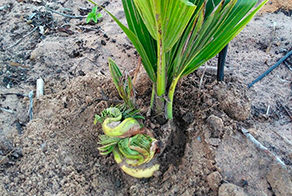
[0,0,292,195]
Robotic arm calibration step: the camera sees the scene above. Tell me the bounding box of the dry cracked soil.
[0,0,292,195]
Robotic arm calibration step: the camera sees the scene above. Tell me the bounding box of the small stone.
[150,123,156,129]
[41,142,47,152]
[183,112,194,124]
[103,34,109,39]
[206,160,216,171]
[101,40,106,46]
[258,158,267,167]
[115,179,121,188]
[78,70,86,76]
[11,151,20,158]
[207,171,222,191]
[172,187,179,194]
[279,48,287,53]
[207,115,224,131]
[85,96,92,105]
[288,152,292,160]
[50,133,56,138]
[64,156,73,165]
[33,0,43,3]
[39,26,44,35]
[203,128,212,139]
[0,6,6,11]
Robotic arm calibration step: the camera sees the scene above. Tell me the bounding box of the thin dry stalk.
[271,130,292,147]
[0,107,14,114]
[132,57,142,86]
[241,127,286,166]
[7,26,38,49]
[266,22,276,54]
[0,149,16,165]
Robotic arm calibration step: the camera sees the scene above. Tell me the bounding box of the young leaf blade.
[122,0,157,70]
[182,0,268,76]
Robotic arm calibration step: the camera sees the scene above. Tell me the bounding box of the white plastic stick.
[36,78,44,99]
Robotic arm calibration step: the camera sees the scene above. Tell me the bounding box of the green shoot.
[109,58,136,109]
[86,6,102,23]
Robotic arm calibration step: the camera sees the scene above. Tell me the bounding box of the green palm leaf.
[182,0,267,76]
[87,0,268,119]
[133,0,197,99]
[133,0,197,51]
[122,0,157,71]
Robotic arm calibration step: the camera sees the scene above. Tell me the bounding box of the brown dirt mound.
[259,0,292,14]
[1,0,292,195]
[1,71,291,196]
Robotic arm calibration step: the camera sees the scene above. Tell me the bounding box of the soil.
[0,0,292,196]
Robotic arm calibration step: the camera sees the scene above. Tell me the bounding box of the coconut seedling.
[89,0,268,119]
[89,0,268,178]
[94,59,161,178]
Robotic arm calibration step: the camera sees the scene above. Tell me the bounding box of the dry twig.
[0,149,16,165]
[266,22,276,54]
[284,60,292,72]
[198,65,207,96]
[0,93,27,98]
[28,91,34,121]
[132,57,142,86]
[276,100,292,121]
[241,127,286,166]
[6,26,39,49]
[46,6,86,19]
[271,130,292,147]
[0,107,14,114]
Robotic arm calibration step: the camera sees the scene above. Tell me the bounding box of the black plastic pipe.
[217,44,229,81]
[248,49,292,88]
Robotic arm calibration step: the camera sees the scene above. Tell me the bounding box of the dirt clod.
[207,171,223,191]
[214,83,251,121]
[101,40,106,46]
[0,0,291,195]
[207,115,224,130]
[219,183,247,196]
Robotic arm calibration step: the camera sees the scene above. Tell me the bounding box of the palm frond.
[88,0,268,119]
[122,0,157,70]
